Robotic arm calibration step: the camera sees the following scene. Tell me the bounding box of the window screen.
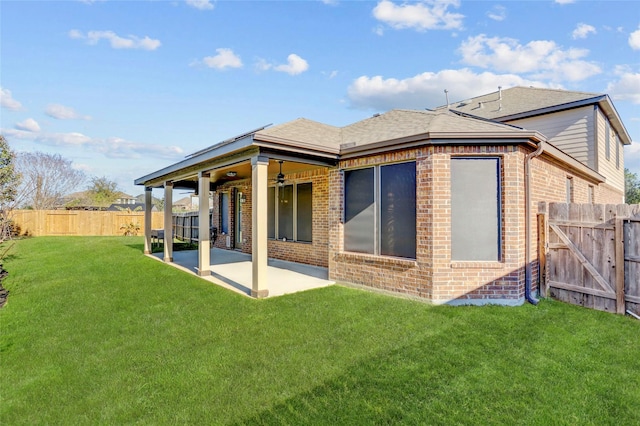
[296,183,313,242]
[267,187,275,239]
[278,185,293,240]
[344,168,375,254]
[220,192,229,234]
[451,158,500,261]
[380,162,416,258]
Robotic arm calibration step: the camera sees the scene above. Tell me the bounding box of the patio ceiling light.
[226,171,237,177]
[277,160,285,186]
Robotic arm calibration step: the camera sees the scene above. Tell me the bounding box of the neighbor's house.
[135,87,631,304]
[59,191,138,210]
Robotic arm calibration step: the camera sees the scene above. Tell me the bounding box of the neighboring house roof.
[107,203,146,212]
[173,196,194,209]
[443,86,632,145]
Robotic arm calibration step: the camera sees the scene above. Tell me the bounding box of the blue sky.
[2,0,639,197]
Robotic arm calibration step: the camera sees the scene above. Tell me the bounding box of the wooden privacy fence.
[10,210,164,236]
[538,202,640,316]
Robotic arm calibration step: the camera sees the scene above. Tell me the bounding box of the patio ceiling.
[171,158,329,193]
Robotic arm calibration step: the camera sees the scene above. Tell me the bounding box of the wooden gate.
[538,203,640,316]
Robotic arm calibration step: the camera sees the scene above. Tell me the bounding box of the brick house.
[135,87,631,304]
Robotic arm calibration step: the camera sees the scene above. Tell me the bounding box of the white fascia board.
[134,135,254,187]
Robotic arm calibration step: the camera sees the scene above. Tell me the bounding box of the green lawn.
[1,237,638,425]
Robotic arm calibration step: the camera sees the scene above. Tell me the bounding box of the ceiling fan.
[274,160,285,187]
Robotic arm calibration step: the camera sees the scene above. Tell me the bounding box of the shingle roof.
[444,86,602,120]
[256,109,532,152]
[254,118,342,150]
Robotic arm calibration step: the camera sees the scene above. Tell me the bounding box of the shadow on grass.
[124,240,199,254]
[236,303,636,425]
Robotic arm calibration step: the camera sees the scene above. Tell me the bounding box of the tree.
[87,176,120,207]
[15,152,86,210]
[0,135,21,245]
[625,168,640,204]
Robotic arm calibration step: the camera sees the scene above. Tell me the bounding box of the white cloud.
[185,0,214,11]
[629,27,640,50]
[487,5,506,22]
[15,118,41,132]
[2,127,184,160]
[258,54,309,75]
[554,0,575,4]
[606,71,640,104]
[373,0,464,31]
[572,23,596,39]
[45,104,92,120]
[347,68,554,110]
[0,87,24,111]
[69,29,161,50]
[274,54,309,75]
[200,48,243,70]
[458,34,601,82]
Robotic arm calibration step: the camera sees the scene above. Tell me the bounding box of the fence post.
[537,202,549,298]
[615,218,625,315]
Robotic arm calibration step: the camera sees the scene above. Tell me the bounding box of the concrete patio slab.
[149,248,334,297]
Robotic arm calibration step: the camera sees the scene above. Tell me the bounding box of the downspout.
[524,140,545,305]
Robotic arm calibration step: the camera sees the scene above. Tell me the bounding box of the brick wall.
[329,143,620,305]
[211,167,330,268]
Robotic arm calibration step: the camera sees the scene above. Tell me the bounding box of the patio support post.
[251,155,269,298]
[197,172,211,276]
[143,186,153,254]
[163,181,173,262]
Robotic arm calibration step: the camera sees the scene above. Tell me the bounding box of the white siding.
[595,108,625,193]
[508,106,594,168]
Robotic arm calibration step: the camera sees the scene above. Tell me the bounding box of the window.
[605,121,611,161]
[278,185,294,240]
[615,134,620,169]
[268,183,313,242]
[451,158,501,261]
[588,185,594,204]
[296,183,313,242]
[267,187,275,239]
[220,192,229,234]
[344,162,416,259]
[566,177,574,203]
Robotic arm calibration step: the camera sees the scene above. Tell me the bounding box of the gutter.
[524,141,545,305]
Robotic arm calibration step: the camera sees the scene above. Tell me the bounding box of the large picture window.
[451,157,501,261]
[268,183,313,242]
[344,162,416,259]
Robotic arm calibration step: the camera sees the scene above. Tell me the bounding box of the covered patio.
[149,248,334,297]
[135,123,340,298]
